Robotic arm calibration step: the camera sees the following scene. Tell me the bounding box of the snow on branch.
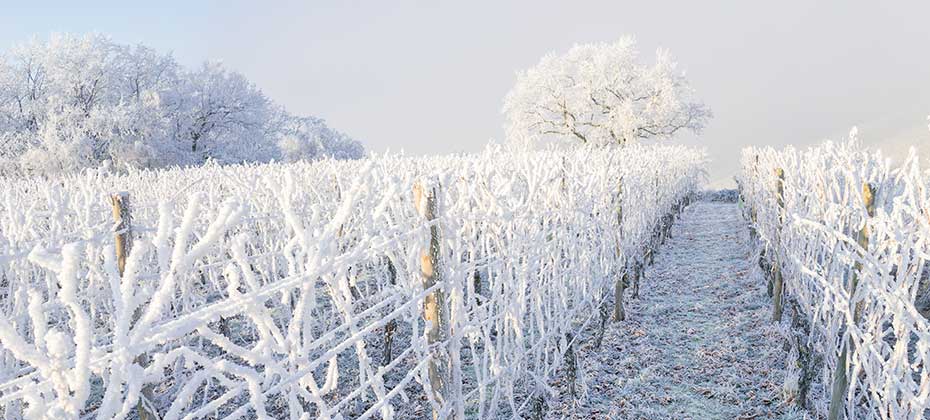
[0,144,705,419]
[739,137,930,419]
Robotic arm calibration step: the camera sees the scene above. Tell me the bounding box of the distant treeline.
[0,34,363,176]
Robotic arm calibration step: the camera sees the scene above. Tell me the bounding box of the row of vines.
[0,144,705,419]
[739,140,930,419]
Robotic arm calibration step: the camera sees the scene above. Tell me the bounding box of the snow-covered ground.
[546,201,804,419]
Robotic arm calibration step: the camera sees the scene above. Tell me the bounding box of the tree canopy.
[503,36,711,148]
[0,34,364,176]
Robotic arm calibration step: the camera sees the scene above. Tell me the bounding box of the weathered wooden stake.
[614,271,627,322]
[631,262,642,299]
[772,168,786,322]
[564,333,577,398]
[759,248,773,297]
[473,232,483,305]
[382,259,398,366]
[414,181,451,418]
[110,193,133,276]
[110,193,158,420]
[790,300,816,409]
[850,183,876,322]
[772,271,785,322]
[828,182,875,420]
[473,269,482,306]
[614,185,626,321]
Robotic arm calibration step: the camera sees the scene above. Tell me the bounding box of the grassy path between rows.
[546,201,804,419]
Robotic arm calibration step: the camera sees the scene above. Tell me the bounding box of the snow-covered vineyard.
[0,144,706,419]
[1,2,928,417]
[739,140,930,419]
[1,137,929,420]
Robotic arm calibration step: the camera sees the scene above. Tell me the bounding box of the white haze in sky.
[2,1,929,186]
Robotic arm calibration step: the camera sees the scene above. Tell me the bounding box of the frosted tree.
[166,61,276,165]
[0,34,364,177]
[503,36,712,147]
[278,115,365,162]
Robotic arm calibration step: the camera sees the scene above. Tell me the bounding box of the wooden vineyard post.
[772,168,786,322]
[473,232,482,304]
[110,193,158,420]
[564,333,578,399]
[414,181,452,419]
[614,183,626,322]
[631,261,642,299]
[110,193,133,275]
[614,271,628,322]
[828,182,876,420]
[850,183,876,321]
[473,267,482,303]
[382,259,398,366]
[789,300,816,409]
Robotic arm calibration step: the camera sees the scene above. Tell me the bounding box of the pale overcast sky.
[2,1,928,186]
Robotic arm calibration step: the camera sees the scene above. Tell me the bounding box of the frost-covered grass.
[0,144,705,419]
[739,139,930,419]
[545,202,805,420]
